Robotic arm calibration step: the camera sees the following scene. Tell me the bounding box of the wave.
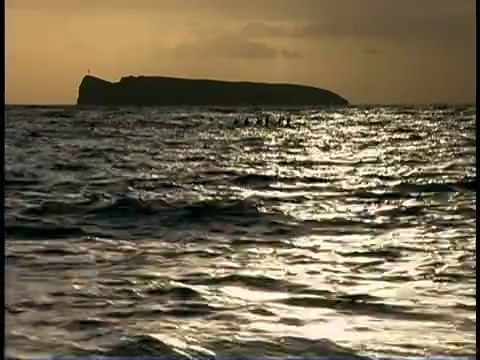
[8,196,303,240]
[5,105,476,357]
[97,335,367,357]
[8,172,475,240]
[6,224,86,240]
[393,178,476,193]
[40,110,75,119]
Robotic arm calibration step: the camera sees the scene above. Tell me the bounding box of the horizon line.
[5,102,476,107]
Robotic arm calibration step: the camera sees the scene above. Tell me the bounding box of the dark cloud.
[10,0,474,20]
[11,0,475,49]
[297,14,474,47]
[239,10,474,48]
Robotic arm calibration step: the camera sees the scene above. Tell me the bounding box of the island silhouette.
[77,75,348,106]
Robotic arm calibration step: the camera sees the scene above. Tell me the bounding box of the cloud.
[241,22,293,38]
[10,0,474,49]
[280,49,303,59]
[239,11,474,49]
[171,34,303,60]
[6,0,476,104]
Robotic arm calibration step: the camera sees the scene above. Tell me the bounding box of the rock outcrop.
[77,75,348,106]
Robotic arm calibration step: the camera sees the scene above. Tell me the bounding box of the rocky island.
[76,75,348,106]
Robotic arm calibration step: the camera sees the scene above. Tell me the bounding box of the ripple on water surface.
[5,105,476,357]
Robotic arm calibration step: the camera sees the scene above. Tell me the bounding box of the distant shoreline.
[76,75,349,107]
[5,103,476,107]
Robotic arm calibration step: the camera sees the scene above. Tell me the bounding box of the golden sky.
[6,0,476,105]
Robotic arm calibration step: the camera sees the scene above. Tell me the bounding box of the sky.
[6,0,476,105]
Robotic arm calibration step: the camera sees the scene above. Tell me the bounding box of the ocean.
[5,105,476,358]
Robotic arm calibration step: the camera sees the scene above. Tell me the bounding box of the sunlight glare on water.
[5,105,476,357]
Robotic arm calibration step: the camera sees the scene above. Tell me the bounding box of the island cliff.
[77,75,348,106]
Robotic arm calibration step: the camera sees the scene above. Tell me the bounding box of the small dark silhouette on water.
[231,114,295,128]
[77,74,349,106]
